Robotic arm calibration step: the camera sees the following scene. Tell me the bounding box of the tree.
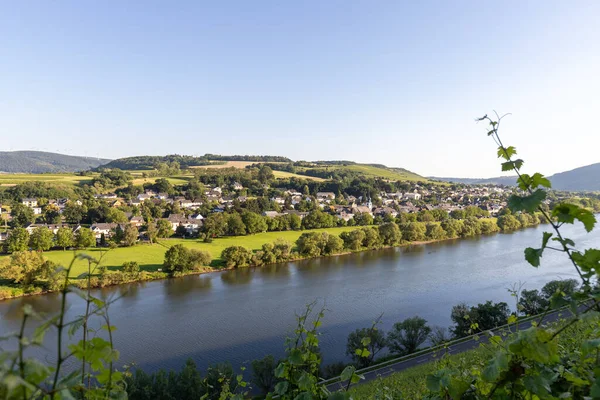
[156,219,172,238]
[175,224,188,238]
[378,222,402,246]
[122,225,138,247]
[470,301,510,331]
[189,249,212,267]
[163,244,193,274]
[221,246,253,268]
[324,234,344,255]
[55,227,74,250]
[241,212,267,234]
[541,279,579,299]
[429,325,451,346]
[3,227,30,253]
[387,316,431,355]
[417,210,435,222]
[146,221,158,244]
[226,213,247,236]
[0,251,46,287]
[361,227,382,248]
[302,210,336,229]
[10,203,35,228]
[62,201,86,224]
[251,355,278,395]
[346,327,387,368]
[257,165,274,183]
[518,289,548,316]
[296,232,328,257]
[29,226,54,251]
[425,223,446,240]
[354,212,374,226]
[460,217,482,237]
[450,302,472,338]
[401,222,426,241]
[441,219,463,238]
[497,214,521,231]
[122,261,140,277]
[340,229,366,251]
[76,228,96,248]
[43,204,62,224]
[202,213,227,238]
[106,208,128,223]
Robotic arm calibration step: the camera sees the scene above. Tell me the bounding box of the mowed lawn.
[3,226,358,277]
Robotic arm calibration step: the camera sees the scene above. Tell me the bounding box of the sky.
[1,1,599,178]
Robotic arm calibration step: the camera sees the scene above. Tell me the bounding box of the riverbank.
[1,218,545,301]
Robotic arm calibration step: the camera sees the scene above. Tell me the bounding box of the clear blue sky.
[2,1,599,177]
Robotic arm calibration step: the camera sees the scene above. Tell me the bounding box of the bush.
[189,249,212,267]
[221,246,253,268]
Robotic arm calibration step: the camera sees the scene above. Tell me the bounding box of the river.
[0,222,596,373]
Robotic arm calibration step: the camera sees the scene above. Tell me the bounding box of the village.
[0,180,513,246]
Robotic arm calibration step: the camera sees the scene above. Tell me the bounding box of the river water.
[0,222,597,372]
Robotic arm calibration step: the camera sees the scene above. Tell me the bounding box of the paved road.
[325,307,576,392]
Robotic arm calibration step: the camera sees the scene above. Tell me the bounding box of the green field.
[272,170,326,181]
[0,173,95,186]
[0,226,359,278]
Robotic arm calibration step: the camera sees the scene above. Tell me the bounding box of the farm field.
[0,173,95,186]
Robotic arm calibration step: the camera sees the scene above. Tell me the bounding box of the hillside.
[431,162,600,191]
[549,162,600,191]
[0,151,109,173]
[99,154,292,170]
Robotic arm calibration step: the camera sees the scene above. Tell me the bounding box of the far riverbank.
[0,218,544,301]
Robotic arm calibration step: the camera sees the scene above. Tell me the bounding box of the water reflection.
[164,275,212,296]
[220,269,253,286]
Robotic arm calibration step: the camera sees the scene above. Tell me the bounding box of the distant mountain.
[431,162,600,191]
[0,151,110,173]
[549,162,600,191]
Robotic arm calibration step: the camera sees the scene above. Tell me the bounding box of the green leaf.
[274,381,289,395]
[517,173,552,190]
[340,365,356,382]
[541,232,552,249]
[296,371,313,391]
[497,146,517,160]
[507,315,518,324]
[552,203,596,232]
[350,372,363,384]
[508,328,559,363]
[572,249,600,273]
[274,363,286,378]
[288,349,303,365]
[525,247,542,267]
[501,159,524,171]
[508,190,546,213]
[482,351,509,382]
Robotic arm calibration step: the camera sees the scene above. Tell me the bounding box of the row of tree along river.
[0,222,595,373]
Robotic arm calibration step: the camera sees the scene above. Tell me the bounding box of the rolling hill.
[0,151,110,173]
[432,162,600,191]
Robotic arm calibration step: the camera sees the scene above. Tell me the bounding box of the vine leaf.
[482,352,509,382]
[517,173,552,191]
[501,159,524,171]
[497,146,517,160]
[552,203,596,232]
[508,190,546,213]
[524,232,553,267]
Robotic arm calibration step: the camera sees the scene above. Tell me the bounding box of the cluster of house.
[0,181,514,245]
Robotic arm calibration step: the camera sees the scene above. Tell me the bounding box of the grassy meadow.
[0,226,359,279]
